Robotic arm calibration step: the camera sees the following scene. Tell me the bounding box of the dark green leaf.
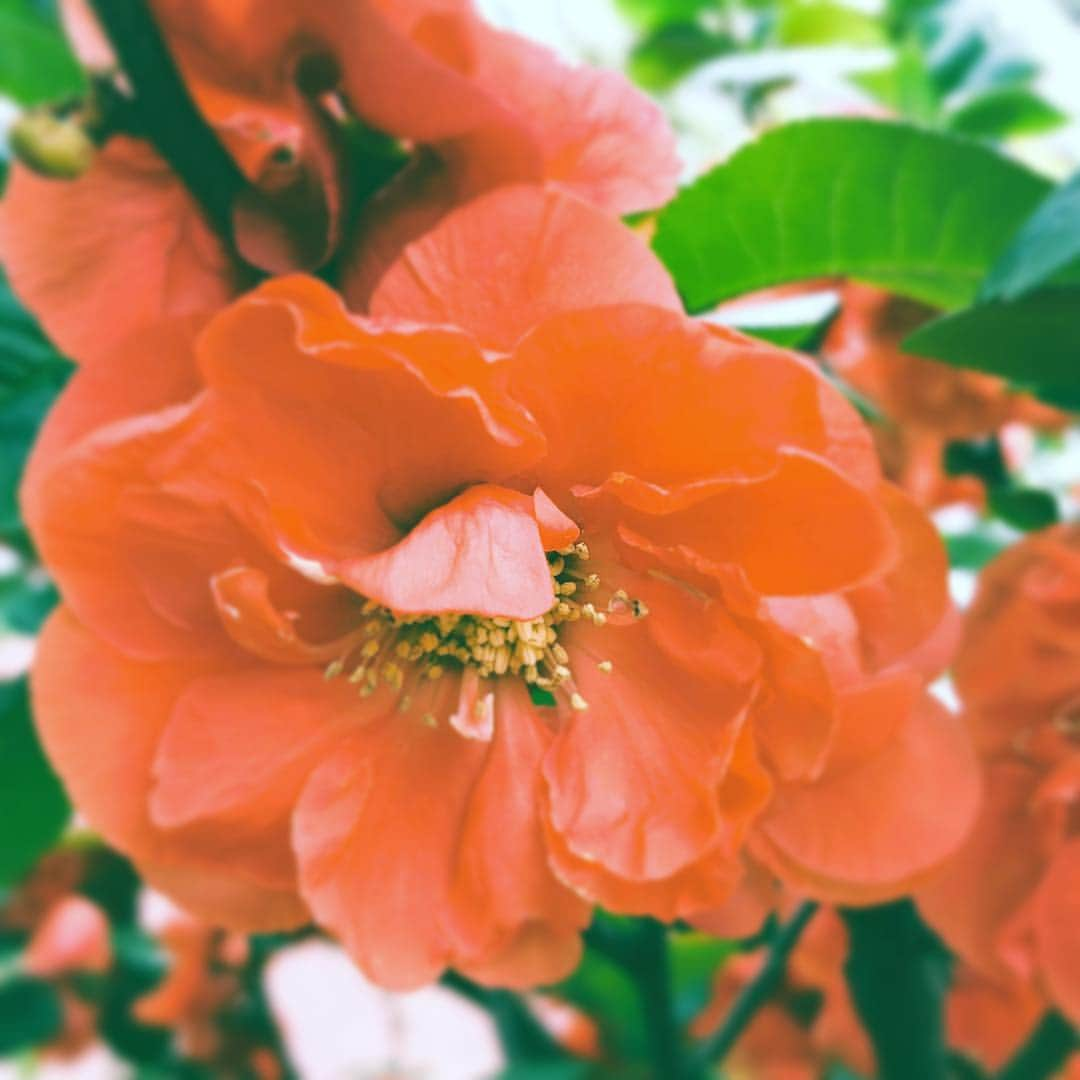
[0,271,71,536]
[947,87,1066,141]
[982,169,1080,302]
[669,932,737,1024]
[903,288,1080,384]
[653,119,1055,314]
[628,23,734,91]
[0,977,64,1055]
[494,1066,593,1080]
[841,903,951,1080]
[930,32,987,97]
[0,679,69,886]
[945,533,1008,570]
[554,946,648,1061]
[989,487,1060,531]
[0,0,85,105]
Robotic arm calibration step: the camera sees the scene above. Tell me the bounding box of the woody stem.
[87,0,249,244]
[841,901,950,1080]
[440,971,571,1063]
[585,917,688,1078]
[997,1012,1078,1080]
[689,900,819,1071]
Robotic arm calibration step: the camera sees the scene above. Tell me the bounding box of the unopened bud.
[10,111,95,179]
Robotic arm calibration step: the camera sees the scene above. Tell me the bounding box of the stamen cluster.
[324,540,648,712]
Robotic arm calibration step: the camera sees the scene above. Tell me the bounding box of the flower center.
[324,540,647,715]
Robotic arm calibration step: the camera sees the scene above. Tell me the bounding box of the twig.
[87,0,248,242]
[997,1012,1078,1080]
[690,900,819,1070]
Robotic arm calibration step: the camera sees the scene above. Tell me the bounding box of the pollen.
[325,539,646,716]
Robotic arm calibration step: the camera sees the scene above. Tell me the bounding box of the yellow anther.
[597,660,614,674]
[570,693,589,712]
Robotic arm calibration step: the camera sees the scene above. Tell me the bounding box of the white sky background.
[478,0,1080,175]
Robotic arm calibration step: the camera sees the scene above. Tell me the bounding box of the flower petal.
[340,484,556,619]
[759,694,980,900]
[1034,840,1080,1025]
[370,186,679,350]
[0,139,238,364]
[31,609,308,930]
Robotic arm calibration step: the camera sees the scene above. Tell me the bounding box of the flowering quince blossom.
[24,186,978,989]
[919,523,1080,1027]
[822,283,1064,508]
[0,0,678,365]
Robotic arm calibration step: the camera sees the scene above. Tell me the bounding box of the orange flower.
[919,523,1080,1027]
[1,0,678,364]
[25,188,977,988]
[692,908,873,1080]
[822,283,1063,507]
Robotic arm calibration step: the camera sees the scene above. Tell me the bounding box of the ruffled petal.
[543,612,753,884]
[340,484,555,619]
[1033,840,1080,1025]
[509,305,880,501]
[197,275,543,550]
[370,186,679,350]
[918,760,1048,980]
[31,610,308,930]
[759,694,980,900]
[0,139,238,364]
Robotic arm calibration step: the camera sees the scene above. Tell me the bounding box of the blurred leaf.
[841,902,951,1080]
[982,169,1080,302]
[669,932,737,1024]
[629,23,734,90]
[851,38,939,123]
[614,0,713,32]
[0,679,69,886]
[1033,383,1080,412]
[931,32,987,97]
[945,533,1008,570]
[555,946,649,1061]
[903,288,1080,385]
[495,1066,593,1080]
[653,119,1058,313]
[0,567,57,634]
[0,0,85,105]
[948,87,1066,140]
[988,488,1060,531]
[777,0,885,46]
[0,977,63,1055]
[0,272,72,538]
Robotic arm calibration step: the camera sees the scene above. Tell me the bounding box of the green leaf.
[982,169,1080,302]
[0,0,86,105]
[945,532,1008,570]
[554,947,648,1061]
[947,87,1067,141]
[930,32,987,97]
[777,0,885,47]
[903,288,1080,385]
[653,119,1057,314]
[852,37,940,123]
[614,0,713,32]
[0,679,69,886]
[989,487,1060,531]
[0,977,64,1055]
[628,23,734,91]
[494,1066,593,1080]
[669,932,737,1024]
[0,271,72,536]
